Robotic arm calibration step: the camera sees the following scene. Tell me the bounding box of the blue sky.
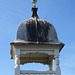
[0,0,75,75]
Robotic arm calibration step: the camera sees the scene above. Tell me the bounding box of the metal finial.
[32,0,37,8]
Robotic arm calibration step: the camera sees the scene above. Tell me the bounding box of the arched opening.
[20,63,49,71]
[20,52,54,71]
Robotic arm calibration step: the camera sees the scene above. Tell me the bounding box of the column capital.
[54,49,59,58]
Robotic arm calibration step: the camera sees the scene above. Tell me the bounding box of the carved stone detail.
[20,50,54,56]
[15,49,20,75]
[54,50,61,75]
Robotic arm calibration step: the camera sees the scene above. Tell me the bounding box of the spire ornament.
[32,0,37,8]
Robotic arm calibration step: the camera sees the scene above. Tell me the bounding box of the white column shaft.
[48,58,53,75]
[54,50,61,75]
[15,49,20,75]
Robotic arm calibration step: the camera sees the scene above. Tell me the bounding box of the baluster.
[48,58,53,75]
[54,50,61,75]
[15,49,20,75]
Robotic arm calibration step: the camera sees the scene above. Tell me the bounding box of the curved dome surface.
[16,18,59,43]
[10,7,62,44]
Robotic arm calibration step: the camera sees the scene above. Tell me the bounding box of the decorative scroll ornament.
[32,0,37,8]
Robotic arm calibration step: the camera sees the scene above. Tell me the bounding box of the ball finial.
[32,0,37,8]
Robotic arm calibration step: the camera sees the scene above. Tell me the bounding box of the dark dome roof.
[11,8,62,44]
[16,18,59,42]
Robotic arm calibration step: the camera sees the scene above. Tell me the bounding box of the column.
[54,50,61,75]
[49,61,53,71]
[48,58,53,75]
[15,49,20,75]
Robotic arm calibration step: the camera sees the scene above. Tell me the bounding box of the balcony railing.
[20,70,55,75]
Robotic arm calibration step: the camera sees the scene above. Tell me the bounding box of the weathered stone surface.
[16,18,59,42]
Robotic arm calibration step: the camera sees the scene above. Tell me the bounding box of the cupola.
[11,4,63,45]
